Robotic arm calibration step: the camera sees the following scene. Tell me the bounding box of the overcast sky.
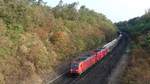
[44,0,150,22]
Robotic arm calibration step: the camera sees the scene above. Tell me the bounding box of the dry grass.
[121,45,150,84]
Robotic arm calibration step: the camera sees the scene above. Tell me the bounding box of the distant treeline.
[116,9,150,34]
[116,9,150,47]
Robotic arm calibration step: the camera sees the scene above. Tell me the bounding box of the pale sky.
[44,0,150,22]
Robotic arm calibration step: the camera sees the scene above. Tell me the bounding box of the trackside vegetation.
[116,9,150,84]
[0,0,117,84]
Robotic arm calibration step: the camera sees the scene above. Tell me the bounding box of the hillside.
[116,10,150,84]
[0,0,117,84]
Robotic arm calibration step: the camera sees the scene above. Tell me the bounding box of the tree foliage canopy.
[0,0,117,83]
[116,9,150,47]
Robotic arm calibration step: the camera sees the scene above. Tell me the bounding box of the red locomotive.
[69,34,122,75]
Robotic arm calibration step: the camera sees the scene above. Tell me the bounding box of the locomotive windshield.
[94,48,103,52]
[71,63,79,68]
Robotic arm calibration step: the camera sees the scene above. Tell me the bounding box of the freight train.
[69,34,122,75]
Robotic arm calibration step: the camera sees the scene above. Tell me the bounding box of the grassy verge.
[120,43,150,84]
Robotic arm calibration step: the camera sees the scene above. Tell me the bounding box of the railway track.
[48,33,129,84]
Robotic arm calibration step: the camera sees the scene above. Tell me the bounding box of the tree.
[53,2,79,20]
[58,0,63,7]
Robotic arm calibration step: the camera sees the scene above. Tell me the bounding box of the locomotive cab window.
[95,48,103,52]
[71,63,79,68]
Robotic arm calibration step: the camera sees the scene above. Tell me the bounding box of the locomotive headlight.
[70,69,73,72]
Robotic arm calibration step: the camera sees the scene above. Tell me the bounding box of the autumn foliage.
[0,0,117,84]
